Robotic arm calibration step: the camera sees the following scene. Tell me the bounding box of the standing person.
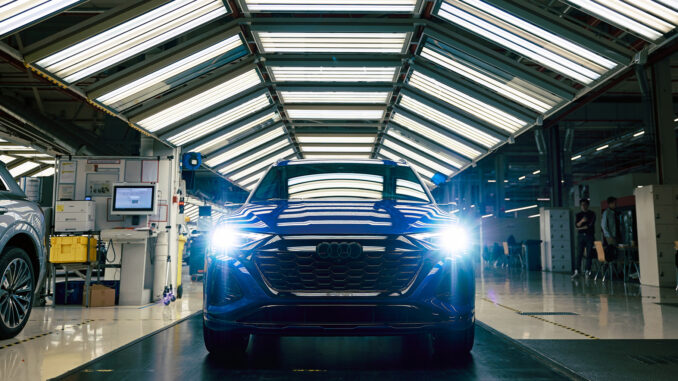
[572,199,595,279]
[601,196,619,261]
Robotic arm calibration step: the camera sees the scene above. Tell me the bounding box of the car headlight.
[409,225,468,255]
[211,225,270,252]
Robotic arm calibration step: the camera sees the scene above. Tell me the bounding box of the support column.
[494,154,505,214]
[651,57,678,184]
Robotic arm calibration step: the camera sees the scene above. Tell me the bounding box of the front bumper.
[203,255,475,336]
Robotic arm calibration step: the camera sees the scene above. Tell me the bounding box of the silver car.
[0,163,46,339]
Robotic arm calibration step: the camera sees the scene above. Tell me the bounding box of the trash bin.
[523,240,542,271]
[177,235,187,298]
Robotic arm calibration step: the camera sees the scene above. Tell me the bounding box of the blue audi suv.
[203,159,475,356]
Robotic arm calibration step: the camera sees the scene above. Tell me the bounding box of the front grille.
[253,236,424,294]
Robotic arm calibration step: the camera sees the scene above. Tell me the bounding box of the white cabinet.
[55,201,95,232]
[540,208,572,273]
[634,185,678,287]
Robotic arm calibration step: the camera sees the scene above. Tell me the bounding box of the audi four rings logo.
[316,242,363,260]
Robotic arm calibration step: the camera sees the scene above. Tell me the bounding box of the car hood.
[222,200,455,235]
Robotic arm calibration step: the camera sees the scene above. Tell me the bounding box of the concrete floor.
[1,265,678,380]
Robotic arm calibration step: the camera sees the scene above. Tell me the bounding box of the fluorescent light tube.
[391,113,482,159]
[286,108,384,119]
[280,91,389,103]
[409,70,527,133]
[270,66,397,82]
[399,95,500,147]
[36,0,228,83]
[189,112,280,154]
[167,94,271,146]
[136,69,261,132]
[205,127,285,167]
[256,32,407,53]
[301,146,373,153]
[245,0,417,12]
[96,34,243,109]
[297,136,376,144]
[0,0,82,38]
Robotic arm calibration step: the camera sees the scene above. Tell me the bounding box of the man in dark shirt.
[572,199,596,279]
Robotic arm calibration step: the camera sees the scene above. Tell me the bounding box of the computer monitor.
[111,183,157,215]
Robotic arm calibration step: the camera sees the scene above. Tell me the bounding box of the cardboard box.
[84,284,116,307]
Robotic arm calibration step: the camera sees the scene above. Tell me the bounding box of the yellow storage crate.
[50,236,97,263]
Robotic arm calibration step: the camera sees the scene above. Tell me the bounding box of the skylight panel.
[280,91,389,104]
[303,154,372,159]
[244,0,417,13]
[0,0,83,39]
[408,70,528,133]
[270,66,397,82]
[399,95,501,148]
[93,33,245,111]
[419,45,561,113]
[286,108,384,120]
[391,112,481,159]
[436,0,617,84]
[378,148,436,180]
[134,69,262,132]
[33,0,229,83]
[564,0,678,41]
[167,94,271,146]
[256,32,407,53]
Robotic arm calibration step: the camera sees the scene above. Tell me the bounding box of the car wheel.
[0,247,35,340]
[203,321,249,356]
[432,323,475,357]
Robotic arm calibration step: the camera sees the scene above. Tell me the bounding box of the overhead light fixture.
[408,70,528,133]
[205,127,286,167]
[382,138,455,176]
[518,175,526,180]
[571,154,582,160]
[244,0,417,12]
[633,130,645,137]
[297,135,376,144]
[9,161,40,177]
[504,179,508,183]
[596,144,609,151]
[301,145,373,153]
[563,0,678,41]
[229,149,296,182]
[189,111,280,154]
[386,129,464,168]
[31,167,55,177]
[255,32,407,53]
[0,145,34,151]
[31,0,229,83]
[0,0,83,39]
[436,0,618,84]
[379,148,436,180]
[399,95,501,148]
[528,214,540,219]
[0,155,16,164]
[167,94,271,146]
[537,197,550,201]
[280,91,389,104]
[505,204,538,213]
[270,66,397,82]
[303,154,371,159]
[391,112,482,159]
[218,139,290,175]
[419,45,561,113]
[93,33,245,111]
[133,68,262,133]
[286,107,384,120]
[481,213,493,218]
[487,179,496,183]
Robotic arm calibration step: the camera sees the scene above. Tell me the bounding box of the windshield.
[249,162,431,202]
